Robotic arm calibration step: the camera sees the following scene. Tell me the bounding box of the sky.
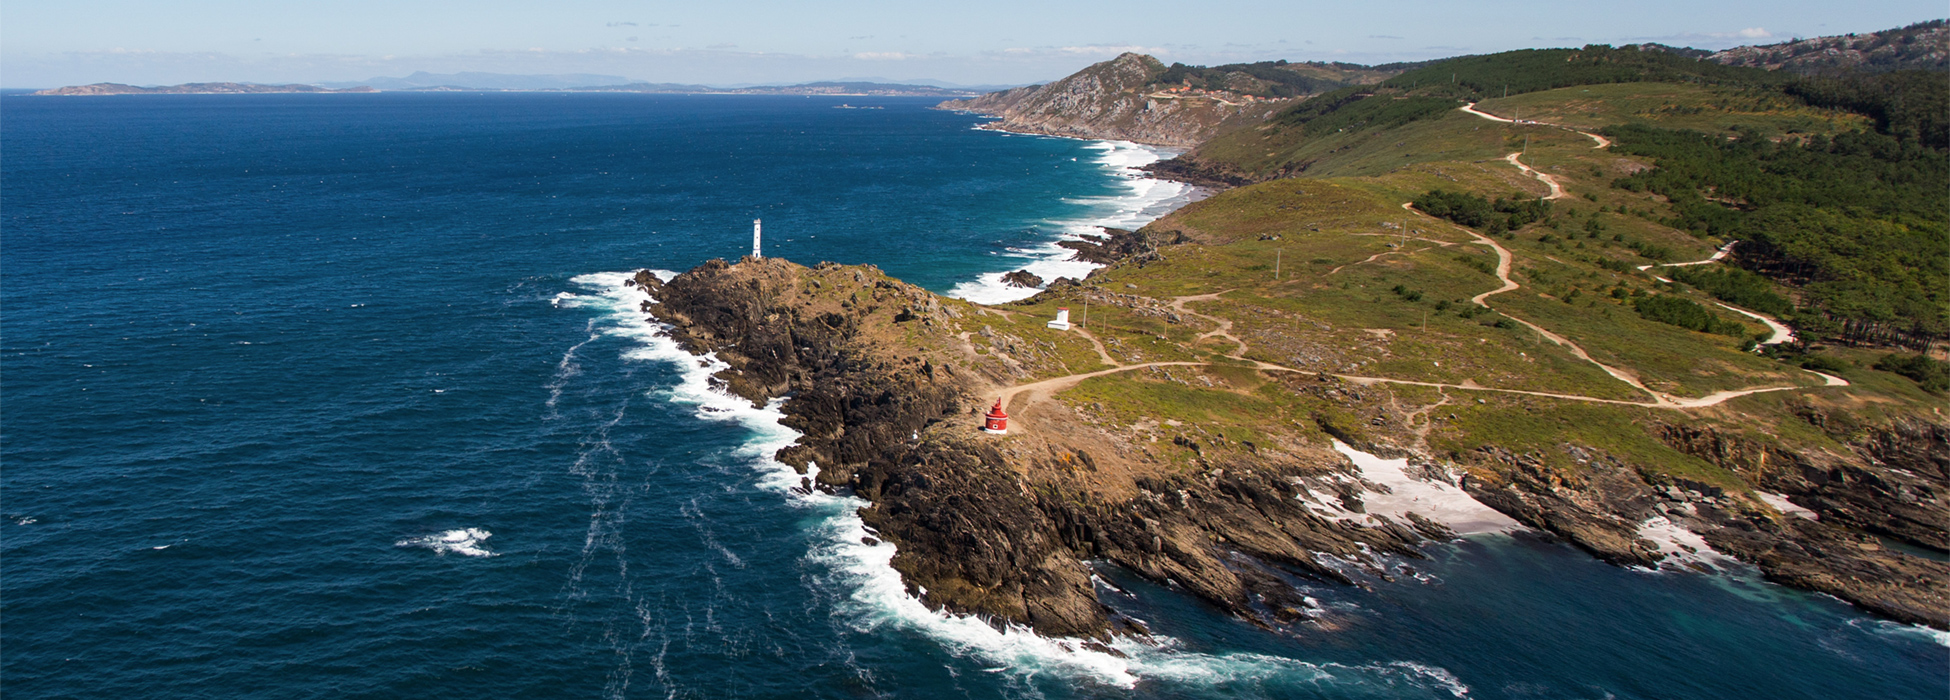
[3,0,1944,88]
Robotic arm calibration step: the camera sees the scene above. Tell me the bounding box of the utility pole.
[1081,299,1088,328]
[1275,249,1281,280]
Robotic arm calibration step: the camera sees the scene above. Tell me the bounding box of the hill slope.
[938,53,1388,147]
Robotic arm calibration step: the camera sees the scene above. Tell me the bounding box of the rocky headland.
[937,53,1291,148]
[636,227,1949,636]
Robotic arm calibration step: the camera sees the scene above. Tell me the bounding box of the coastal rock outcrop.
[1057,227,1185,266]
[1000,270,1044,288]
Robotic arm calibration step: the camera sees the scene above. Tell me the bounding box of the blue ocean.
[3,93,1943,699]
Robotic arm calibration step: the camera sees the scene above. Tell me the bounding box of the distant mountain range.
[32,82,376,96]
[318,71,637,90]
[31,72,993,97]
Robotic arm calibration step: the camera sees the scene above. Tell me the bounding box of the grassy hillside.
[1147,41,1947,356]
[988,50,1947,494]
[1155,59,1401,98]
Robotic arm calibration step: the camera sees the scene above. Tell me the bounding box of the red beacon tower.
[982,399,1009,434]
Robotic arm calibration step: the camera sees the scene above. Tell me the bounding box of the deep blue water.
[3,93,1944,699]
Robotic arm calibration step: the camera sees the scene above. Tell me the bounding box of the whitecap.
[397,528,498,557]
[947,140,1205,305]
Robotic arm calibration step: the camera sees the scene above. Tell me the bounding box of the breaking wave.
[947,139,1204,305]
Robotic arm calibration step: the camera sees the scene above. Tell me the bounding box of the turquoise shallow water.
[2,93,1943,699]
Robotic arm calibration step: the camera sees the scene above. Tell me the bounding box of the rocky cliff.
[937,53,1290,148]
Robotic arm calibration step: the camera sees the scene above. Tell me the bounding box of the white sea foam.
[1635,516,1737,571]
[1861,618,1950,648]
[397,528,497,557]
[1329,441,1523,536]
[948,140,1204,305]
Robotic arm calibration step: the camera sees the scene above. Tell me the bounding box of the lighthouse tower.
[981,399,1009,434]
[752,219,763,258]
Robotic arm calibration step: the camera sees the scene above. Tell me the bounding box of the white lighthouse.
[752,219,763,259]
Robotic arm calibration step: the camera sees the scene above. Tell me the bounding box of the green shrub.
[1414,189,1493,227]
[1799,355,1850,373]
[1670,265,1794,317]
[1633,295,1748,335]
[1872,353,1950,393]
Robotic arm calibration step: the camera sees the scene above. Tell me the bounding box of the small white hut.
[1047,307,1071,331]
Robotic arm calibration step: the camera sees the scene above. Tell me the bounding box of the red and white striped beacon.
[981,399,1009,434]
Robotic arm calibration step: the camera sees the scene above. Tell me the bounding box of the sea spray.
[949,140,1203,305]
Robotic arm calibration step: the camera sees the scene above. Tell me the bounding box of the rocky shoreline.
[635,234,1948,636]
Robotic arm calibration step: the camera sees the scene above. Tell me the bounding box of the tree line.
[1605,123,1947,342]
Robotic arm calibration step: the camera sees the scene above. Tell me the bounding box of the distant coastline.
[30,80,987,98]
[33,83,376,96]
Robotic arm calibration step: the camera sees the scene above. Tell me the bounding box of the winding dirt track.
[986,108,1846,421]
[1170,291,1250,358]
[1459,102,1611,148]
[1503,153,1566,200]
[1638,241,1737,272]
[1631,241,1795,345]
[1404,201,1661,398]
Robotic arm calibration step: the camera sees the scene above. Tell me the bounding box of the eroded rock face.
[1461,446,1664,568]
[1703,515,1949,628]
[1655,420,1949,551]
[1454,425,1949,629]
